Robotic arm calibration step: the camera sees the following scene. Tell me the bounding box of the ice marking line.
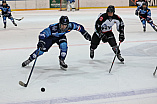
[0,40,157,51]
[11,88,157,104]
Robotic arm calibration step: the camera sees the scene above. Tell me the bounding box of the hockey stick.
[14,17,24,21]
[0,13,24,21]
[109,42,121,73]
[19,48,40,87]
[153,23,157,27]
[153,66,157,76]
[140,16,157,27]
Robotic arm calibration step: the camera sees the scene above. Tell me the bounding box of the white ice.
[0,8,157,104]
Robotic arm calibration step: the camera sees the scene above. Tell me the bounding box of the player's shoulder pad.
[147,7,150,11]
[98,13,103,17]
[98,13,106,18]
[6,4,10,8]
[68,22,74,28]
[113,14,122,20]
[69,22,78,30]
[97,13,107,22]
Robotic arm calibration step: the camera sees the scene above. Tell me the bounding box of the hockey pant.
[90,31,120,54]
[30,35,68,61]
[3,15,15,25]
[140,16,155,28]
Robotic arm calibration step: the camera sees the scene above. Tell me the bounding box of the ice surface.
[0,8,157,104]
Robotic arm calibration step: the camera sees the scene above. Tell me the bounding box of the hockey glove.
[83,31,91,41]
[135,10,138,16]
[119,33,125,42]
[37,40,45,50]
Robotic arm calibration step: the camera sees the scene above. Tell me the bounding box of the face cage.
[59,23,69,33]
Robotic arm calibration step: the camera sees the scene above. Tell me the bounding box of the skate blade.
[121,61,124,64]
[60,66,67,71]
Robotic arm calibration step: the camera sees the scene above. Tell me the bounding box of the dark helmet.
[142,2,147,6]
[2,0,6,3]
[106,5,115,13]
[59,16,69,25]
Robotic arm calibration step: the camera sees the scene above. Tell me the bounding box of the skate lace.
[24,59,31,64]
[117,54,122,59]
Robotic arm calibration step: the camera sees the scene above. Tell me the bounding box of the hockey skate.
[22,58,33,67]
[117,54,124,62]
[59,57,68,70]
[4,24,6,28]
[90,48,94,59]
[153,27,157,32]
[13,22,17,26]
[143,27,146,32]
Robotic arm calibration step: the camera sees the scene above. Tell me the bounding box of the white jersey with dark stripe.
[95,13,124,37]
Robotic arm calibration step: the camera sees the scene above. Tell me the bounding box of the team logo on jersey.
[99,17,103,21]
[52,26,57,31]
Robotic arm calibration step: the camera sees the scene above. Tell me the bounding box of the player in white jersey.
[136,0,148,6]
[90,5,125,62]
[67,0,75,12]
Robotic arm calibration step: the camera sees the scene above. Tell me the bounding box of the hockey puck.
[41,87,45,92]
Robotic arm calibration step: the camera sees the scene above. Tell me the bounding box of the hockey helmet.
[2,0,6,3]
[106,5,115,13]
[59,16,69,25]
[142,2,147,6]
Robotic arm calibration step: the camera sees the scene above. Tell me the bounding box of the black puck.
[41,87,45,92]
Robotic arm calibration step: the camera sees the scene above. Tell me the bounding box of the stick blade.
[153,66,157,76]
[21,17,24,19]
[19,81,27,87]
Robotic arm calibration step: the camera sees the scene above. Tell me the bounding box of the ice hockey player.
[22,16,91,69]
[136,0,148,7]
[67,0,75,12]
[135,2,157,32]
[90,5,125,62]
[0,0,17,28]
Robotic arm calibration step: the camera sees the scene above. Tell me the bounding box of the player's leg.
[3,16,6,28]
[90,32,101,59]
[67,0,71,12]
[57,36,68,68]
[106,32,124,62]
[22,37,55,67]
[140,16,146,32]
[71,0,75,12]
[22,49,44,67]
[8,15,17,26]
[147,17,157,32]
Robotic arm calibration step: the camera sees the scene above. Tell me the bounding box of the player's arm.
[7,6,11,14]
[135,6,140,16]
[136,1,139,6]
[147,9,151,18]
[71,22,91,41]
[95,13,103,34]
[146,9,152,22]
[39,27,51,40]
[0,4,3,9]
[37,27,53,49]
[116,15,125,42]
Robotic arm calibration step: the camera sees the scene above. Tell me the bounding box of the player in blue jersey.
[0,0,17,28]
[66,0,75,12]
[135,2,157,32]
[22,16,91,69]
